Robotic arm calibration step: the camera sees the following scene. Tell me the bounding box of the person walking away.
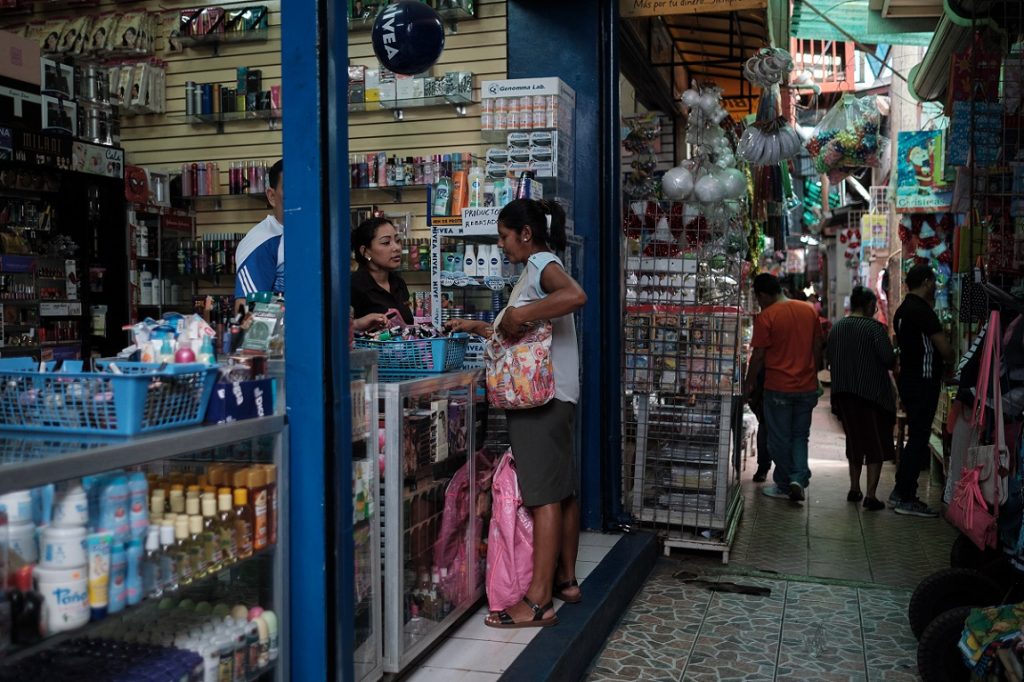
[744,273,824,502]
[826,286,896,511]
[749,368,771,482]
[235,159,284,312]
[447,199,587,628]
[891,264,953,517]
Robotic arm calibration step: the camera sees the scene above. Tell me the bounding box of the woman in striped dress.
[826,286,897,510]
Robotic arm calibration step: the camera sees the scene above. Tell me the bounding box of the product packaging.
[84,532,112,619]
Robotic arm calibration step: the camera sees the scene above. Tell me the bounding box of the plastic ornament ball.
[698,93,719,114]
[662,166,694,200]
[372,1,446,75]
[694,174,725,203]
[718,168,746,198]
[681,89,700,107]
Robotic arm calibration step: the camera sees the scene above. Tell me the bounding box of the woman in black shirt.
[351,217,414,332]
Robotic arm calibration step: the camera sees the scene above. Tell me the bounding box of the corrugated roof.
[792,0,935,45]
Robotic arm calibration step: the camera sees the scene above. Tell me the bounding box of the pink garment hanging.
[485,449,535,612]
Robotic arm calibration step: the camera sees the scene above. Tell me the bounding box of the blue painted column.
[507,0,624,530]
[281,0,353,679]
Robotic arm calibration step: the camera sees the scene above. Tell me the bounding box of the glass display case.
[0,416,287,681]
[379,370,485,674]
[350,349,382,682]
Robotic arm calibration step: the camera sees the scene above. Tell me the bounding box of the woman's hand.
[446,319,493,339]
[353,313,389,332]
[497,306,526,337]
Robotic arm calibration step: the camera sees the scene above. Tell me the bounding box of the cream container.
[53,483,89,527]
[41,526,87,568]
[35,565,90,634]
[0,490,33,524]
[8,521,38,564]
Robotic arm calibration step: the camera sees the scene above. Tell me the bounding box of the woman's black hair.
[850,285,877,312]
[497,198,567,251]
[351,216,396,267]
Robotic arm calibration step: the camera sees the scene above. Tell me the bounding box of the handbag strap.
[493,269,531,331]
[972,311,999,428]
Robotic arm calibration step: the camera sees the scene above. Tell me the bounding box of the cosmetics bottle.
[9,565,41,646]
[216,488,237,565]
[247,469,268,552]
[233,487,253,561]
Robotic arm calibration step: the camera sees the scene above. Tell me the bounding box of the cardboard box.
[0,30,41,87]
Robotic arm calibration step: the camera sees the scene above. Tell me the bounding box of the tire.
[917,607,972,682]
[908,568,1002,638]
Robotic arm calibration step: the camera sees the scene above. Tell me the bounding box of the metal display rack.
[0,416,289,679]
[378,370,485,674]
[350,349,383,682]
[621,202,748,563]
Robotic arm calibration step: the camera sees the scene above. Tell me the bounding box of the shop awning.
[792,0,937,45]
[908,0,1000,103]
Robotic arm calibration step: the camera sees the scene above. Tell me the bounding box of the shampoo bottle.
[216,489,237,565]
[233,487,253,560]
[107,542,127,614]
[463,245,477,277]
[432,176,452,216]
[125,538,142,606]
[487,245,502,277]
[127,472,148,541]
[201,493,222,572]
[158,518,178,592]
[142,526,162,598]
[468,165,484,208]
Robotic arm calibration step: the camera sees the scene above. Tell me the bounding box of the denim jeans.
[763,389,819,488]
[895,377,941,502]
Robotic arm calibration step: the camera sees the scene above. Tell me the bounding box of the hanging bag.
[484,273,555,410]
[485,449,534,612]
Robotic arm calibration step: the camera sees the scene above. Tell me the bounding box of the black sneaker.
[887,491,901,508]
[789,482,805,502]
[862,497,884,511]
[894,498,939,518]
[753,467,770,483]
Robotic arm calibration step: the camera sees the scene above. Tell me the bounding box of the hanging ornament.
[662,166,695,201]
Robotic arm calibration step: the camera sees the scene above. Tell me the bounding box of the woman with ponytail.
[449,198,587,628]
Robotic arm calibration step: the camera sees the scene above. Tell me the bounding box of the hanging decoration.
[371,1,446,75]
[737,48,800,167]
[804,95,885,184]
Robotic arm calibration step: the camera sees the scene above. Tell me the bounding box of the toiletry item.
[169,485,185,514]
[0,490,32,525]
[468,164,484,208]
[476,245,487,274]
[245,618,261,672]
[150,489,166,517]
[197,336,215,364]
[141,526,161,598]
[125,538,142,606]
[107,541,126,614]
[158,519,178,592]
[463,244,477,277]
[139,265,153,305]
[233,488,253,560]
[40,525,87,569]
[187,515,207,578]
[216,489,237,565]
[99,474,130,544]
[487,245,502,277]
[34,565,89,635]
[85,532,112,619]
[10,565,42,645]
[451,170,468,215]
[7,521,37,565]
[172,515,193,585]
[247,469,268,552]
[432,176,452,216]
[200,493,222,572]
[127,472,148,540]
[261,610,278,662]
[258,465,277,546]
[53,482,89,527]
[454,243,465,272]
[483,181,496,207]
[33,484,53,527]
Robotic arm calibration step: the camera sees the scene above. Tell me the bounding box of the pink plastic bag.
[434,450,495,607]
[486,449,534,612]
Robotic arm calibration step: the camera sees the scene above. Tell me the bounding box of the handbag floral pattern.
[485,321,555,409]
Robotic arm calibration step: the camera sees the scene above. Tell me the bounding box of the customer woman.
[448,198,587,628]
[826,285,897,510]
[350,216,414,332]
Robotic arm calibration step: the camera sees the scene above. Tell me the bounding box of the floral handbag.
[485,275,555,410]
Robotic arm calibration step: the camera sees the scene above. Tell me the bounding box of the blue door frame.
[281,0,353,680]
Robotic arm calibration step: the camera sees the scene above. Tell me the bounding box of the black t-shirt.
[893,293,943,382]
[350,268,414,323]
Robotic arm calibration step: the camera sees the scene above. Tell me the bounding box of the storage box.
[204,377,277,424]
[0,30,41,87]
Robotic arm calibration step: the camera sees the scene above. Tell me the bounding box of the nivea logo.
[52,587,88,606]
[233,382,244,406]
[379,5,400,60]
[254,387,265,417]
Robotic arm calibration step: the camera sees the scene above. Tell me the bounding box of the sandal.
[485,597,558,629]
[554,578,582,604]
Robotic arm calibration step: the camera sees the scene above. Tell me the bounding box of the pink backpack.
[434,451,495,606]
[486,449,534,612]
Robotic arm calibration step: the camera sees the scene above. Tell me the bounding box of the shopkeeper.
[234,159,284,312]
[351,216,414,331]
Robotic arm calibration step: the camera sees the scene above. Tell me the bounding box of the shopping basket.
[0,358,218,436]
[354,333,469,376]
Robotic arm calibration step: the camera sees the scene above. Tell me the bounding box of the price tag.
[482,276,507,291]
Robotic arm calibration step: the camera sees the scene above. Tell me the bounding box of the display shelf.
[350,93,473,120]
[184,110,281,133]
[351,184,430,203]
[178,28,270,50]
[349,5,474,33]
[1,543,277,665]
[0,415,285,494]
[181,193,269,209]
[130,202,194,219]
[437,273,517,290]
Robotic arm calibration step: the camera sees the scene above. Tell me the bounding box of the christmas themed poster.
[896,130,952,213]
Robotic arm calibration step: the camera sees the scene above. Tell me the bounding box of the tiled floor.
[586,396,958,681]
[404,530,621,681]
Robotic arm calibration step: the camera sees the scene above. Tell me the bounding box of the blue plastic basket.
[0,358,218,436]
[354,333,468,375]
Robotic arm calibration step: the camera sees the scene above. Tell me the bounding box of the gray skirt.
[506,399,577,507]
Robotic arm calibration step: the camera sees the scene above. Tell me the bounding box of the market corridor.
[587,394,957,681]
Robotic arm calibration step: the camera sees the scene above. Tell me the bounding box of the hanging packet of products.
[804,95,885,184]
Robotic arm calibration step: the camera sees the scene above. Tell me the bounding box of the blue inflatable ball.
[371,2,445,75]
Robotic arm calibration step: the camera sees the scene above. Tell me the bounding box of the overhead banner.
[621,0,767,18]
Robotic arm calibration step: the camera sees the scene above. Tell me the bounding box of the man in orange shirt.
[744,274,824,502]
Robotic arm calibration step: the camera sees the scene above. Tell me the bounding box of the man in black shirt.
[891,265,953,517]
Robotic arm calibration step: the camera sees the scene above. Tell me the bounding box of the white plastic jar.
[8,521,38,564]
[52,483,89,527]
[34,565,90,634]
[40,526,87,568]
[0,490,33,524]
